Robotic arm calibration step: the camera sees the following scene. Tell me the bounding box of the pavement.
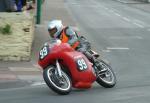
[0,0,150,89]
[0,61,43,89]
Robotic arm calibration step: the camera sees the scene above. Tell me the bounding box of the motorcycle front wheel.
[43,66,72,95]
[96,60,116,88]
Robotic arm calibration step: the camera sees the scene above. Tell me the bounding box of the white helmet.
[48,20,63,38]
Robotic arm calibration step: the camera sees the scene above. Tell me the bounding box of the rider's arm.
[65,27,79,46]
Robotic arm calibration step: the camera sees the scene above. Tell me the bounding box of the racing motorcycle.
[38,38,116,95]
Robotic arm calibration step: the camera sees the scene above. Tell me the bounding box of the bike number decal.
[77,58,88,71]
[39,46,49,60]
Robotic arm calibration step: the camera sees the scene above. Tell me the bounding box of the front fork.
[56,60,62,77]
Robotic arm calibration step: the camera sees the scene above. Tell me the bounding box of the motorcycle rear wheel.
[96,60,116,88]
[43,66,72,95]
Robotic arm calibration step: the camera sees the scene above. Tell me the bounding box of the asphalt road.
[1,0,150,103]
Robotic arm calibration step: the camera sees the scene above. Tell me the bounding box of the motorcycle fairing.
[38,43,96,89]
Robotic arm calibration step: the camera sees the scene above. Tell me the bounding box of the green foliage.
[0,24,12,35]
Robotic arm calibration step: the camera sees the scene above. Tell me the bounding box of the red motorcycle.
[38,39,116,95]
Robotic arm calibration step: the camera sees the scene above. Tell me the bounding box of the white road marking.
[70,3,78,5]
[9,67,40,71]
[31,82,46,86]
[133,22,144,28]
[107,47,130,50]
[123,17,131,22]
[17,75,43,81]
[102,50,111,53]
[117,0,127,3]
[115,13,121,17]
[117,0,125,3]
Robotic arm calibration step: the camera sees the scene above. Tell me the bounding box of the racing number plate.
[76,58,88,71]
[39,46,49,60]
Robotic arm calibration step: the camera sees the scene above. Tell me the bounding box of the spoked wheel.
[43,66,72,95]
[96,60,116,88]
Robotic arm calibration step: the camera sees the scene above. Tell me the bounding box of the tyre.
[96,60,116,88]
[43,66,72,95]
